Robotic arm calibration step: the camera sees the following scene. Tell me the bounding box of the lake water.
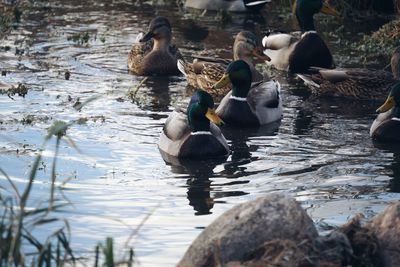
[1,0,400,266]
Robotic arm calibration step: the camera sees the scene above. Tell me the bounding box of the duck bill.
[206,108,224,125]
[139,31,154,42]
[321,1,340,17]
[252,47,271,61]
[376,96,395,113]
[212,73,230,89]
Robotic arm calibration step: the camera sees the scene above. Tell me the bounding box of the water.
[1,0,400,266]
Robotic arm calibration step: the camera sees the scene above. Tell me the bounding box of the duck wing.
[298,68,395,99]
[158,110,192,157]
[178,59,229,97]
[247,80,283,124]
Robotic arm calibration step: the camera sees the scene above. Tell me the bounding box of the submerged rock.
[177,193,318,267]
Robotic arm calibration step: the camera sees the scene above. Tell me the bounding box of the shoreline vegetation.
[0,0,399,266]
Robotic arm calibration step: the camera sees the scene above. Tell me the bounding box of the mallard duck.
[128,16,183,76]
[262,31,334,73]
[370,83,400,142]
[158,90,230,158]
[184,0,271,12]
[297,47,400,100]
[212,60,282,126]
[178,31,270,98]
[262,0,338,72]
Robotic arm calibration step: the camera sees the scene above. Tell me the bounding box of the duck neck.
[153,37,171,51]
[188,105,211,132]
[231,81,251,98]
[394,106,400,118]
[297,14,315,32]
[190,117,210,132]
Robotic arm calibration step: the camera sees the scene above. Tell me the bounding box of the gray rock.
[367,201,400,267]
[177,193,318,267]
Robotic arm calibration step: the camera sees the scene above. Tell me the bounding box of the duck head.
[213,60,252,98]
[187,90,224,132]
[139,16,172,43]
[292,0,339,32]
[377,83,400,113]
[234,31,271,62]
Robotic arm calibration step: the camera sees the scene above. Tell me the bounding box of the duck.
[128,16,183,76]
[178,31,270,98]
[370,82,400,142]
[184,0,271,12]
[212,60,282,127]
[158,90,230,158]
[297,46,400,100]
[262,0,338,73]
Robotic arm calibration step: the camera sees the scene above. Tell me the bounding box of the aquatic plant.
[0,120,76,266]
[355,18,400,57]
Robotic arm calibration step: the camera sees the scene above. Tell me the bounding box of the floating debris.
[0,83,28,99]
[65,70,70,80]
[67,32,91,45]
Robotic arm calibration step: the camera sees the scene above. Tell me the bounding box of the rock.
[177,193,318,267]
[337,214,382,267]
[315,231,353,266]
[367,201,400,267]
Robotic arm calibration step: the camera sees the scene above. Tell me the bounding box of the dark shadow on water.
[373,141,400,193]
[221,121,281,177]
[133,76,181,113]
[160,150,234,215]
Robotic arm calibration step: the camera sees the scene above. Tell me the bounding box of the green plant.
[0,120,77,266]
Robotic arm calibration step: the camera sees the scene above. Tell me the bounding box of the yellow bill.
[321,1,340,17]
[376,96,395,113]
[252,47,271,61]
[212,73,230,89]
[206,108,224,125]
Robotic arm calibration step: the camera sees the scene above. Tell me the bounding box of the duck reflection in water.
[160,151,227,215]
[222,121,281,176]
[132,76,174,113]
[372,142,400,193]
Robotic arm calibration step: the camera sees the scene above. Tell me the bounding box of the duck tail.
[297,74,320,88]
[177,59,187,76]
[244,0,271,7]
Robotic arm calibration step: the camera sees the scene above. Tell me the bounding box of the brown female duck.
[128,16,182,76]
[298,47,400,100]
[177,31,270,98]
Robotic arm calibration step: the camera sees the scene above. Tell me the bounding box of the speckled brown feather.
[303,69,397,100]
[180,60,231,98]
[128,38,182,76]
[180,31,267,99]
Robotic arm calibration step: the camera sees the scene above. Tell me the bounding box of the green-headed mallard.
[212,60,282,126]
[178,31,270,98]
[297,47,400,100]
[128,16,183,76]
[262,0,338,73]
[370,82,400,142]
[158,90,229,158]
[184,0,271,12]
